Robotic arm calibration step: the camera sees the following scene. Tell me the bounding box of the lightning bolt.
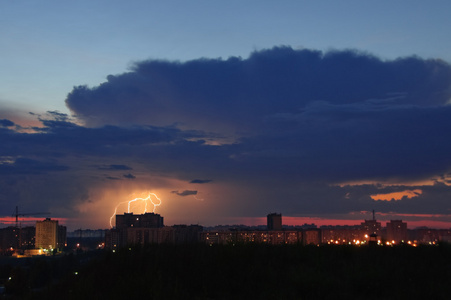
[109,193,162,228]
[193,195,204,201]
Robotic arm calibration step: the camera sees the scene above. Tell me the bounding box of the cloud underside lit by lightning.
[109,193,162,228]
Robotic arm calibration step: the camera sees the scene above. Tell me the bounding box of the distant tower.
[360,210,381,245]
[267,213,282,231]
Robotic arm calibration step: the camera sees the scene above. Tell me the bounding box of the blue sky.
[2,1,451,230]
[2,1,451,114]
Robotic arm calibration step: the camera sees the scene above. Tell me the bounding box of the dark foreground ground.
[1,243,451,299]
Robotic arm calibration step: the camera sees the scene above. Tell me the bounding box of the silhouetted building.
[303,229,321,245]
[368,233,378,246]
[116,212,164,229]
[18,226,36,249]
[69,229,106,238]
[361,220,381,236]
[267,213,282,231]
[414,228,441,244]
[386,220,407,243]
[105,213,201,249]
[173,225,204,243]
[0,227,19,253]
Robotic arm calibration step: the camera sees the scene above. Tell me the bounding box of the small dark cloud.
[190,179,212,184]
[98,164,133,171]
[105,176,121,180]
[0,119,14,127]
[171,190,198,196]
[0,157,69,175]
[123,173,136,179]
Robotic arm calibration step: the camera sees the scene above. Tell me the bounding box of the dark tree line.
[2,243,451,299]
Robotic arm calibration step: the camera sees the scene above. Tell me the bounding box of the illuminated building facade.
[35,218,66,251]
[202,230,296,245]
[321,226,361,245]
[203,214,321,246]
[203,229,325,246]
[267,213,282,231]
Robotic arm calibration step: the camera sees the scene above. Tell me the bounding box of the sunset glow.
[231,214,451,229]
[370,189,422,201]
[0,216,68,226]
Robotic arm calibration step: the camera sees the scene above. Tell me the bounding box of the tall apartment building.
[386,220,407,243]
[35,218,66,251]
[267,213,282,231]
[361,219,381,236]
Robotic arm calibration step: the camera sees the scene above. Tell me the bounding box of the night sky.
[2,1,451,230]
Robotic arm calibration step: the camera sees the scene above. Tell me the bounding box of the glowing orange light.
[109,193,162,227]
[370,189,422,201]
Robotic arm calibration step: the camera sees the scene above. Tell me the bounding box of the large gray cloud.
[2,47,451,228]
[63,47,451,183]
[66,47,451,132]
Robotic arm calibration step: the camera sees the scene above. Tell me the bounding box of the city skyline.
[2,1,451,230]
[2,208,451,232]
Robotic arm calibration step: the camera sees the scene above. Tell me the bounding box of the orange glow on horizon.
[0,216,68,226]
[231,215,451,229]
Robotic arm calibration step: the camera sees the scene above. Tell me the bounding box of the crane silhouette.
[12,206,50,228]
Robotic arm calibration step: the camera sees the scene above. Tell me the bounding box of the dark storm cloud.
[98,164,133,171]
[190,179,212,184]
[229,105,451,182]
[3,47,451,223]
[62,46,451,182]
[171,190,198,196]
[0,157,69,175]
[61,47,451,219]
[0,115,201,159]
[66,47,451,133]
[123,173,136,179]
[0,119,14,127]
